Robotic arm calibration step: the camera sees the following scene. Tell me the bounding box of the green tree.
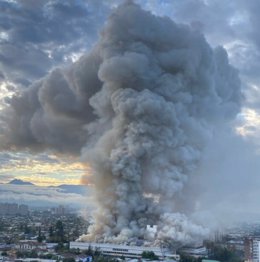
[179,254,203,262]
[24,225,30,234]
[70,248,81,255]
[48,226,54,242]
[207,243,243,262]
[37,228,44,243]
[141,251,159,260]
[63,258,75,262]
[55,220,65,243]
[84,245,94,256]
[29,250,38,258]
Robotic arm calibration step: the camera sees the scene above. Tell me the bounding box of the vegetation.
[37,228,46,243]
[141,251,159,260]
[70,248,81,255]
[63,258,76,262]
[206,241,243,262]
[16,250,38,258]
[49,220,67,243]
[39,253,59,260]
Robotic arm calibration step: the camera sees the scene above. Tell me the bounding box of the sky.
[0,0,260,192]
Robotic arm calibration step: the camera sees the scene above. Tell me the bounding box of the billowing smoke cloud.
[0,1,241,245]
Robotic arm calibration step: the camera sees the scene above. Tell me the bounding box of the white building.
[146,225,158,239]
[15,241,47,251]
[15,259,56,262]
[70,242,179,261]
[252,239,260,262]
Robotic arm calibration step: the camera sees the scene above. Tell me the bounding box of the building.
[179,245,208,258]
[146,225,157,239]
[202,260,220,262]
[19,205,29,216]
[15,241,47,251]
[244,238,260,262]
[244,237,253,262]
[70,242,179,260]
[51,205,66,215]
[0,203,29,216]
[15,259,56,262]
[252,238,260,262]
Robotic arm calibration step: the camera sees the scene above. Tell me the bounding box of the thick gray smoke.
[0,2,241,244]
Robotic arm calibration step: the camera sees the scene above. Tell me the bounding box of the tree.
[24,225,31,234]
[63,258,75,262]
[70,248,81,255]
[141,251,159,260]
[55,220,65,243]
[37,228,43,243]
[84,245,94,256]
[48,226,55,242]
[29,250,38,258]
[207,242,243,262]
[179,254,203,262]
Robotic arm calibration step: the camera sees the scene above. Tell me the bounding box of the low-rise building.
[253,238,260,262]
[15,241,47,251]
[70,241,179,261]
[15,259,56,262]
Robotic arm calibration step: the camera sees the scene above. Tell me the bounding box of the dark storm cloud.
[0,151,60,169]
[0,0,111,86]
[0,42,52,85]
[244,0,260,50]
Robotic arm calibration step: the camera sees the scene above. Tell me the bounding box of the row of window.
[103,251,140,257]
[112,248,129,252]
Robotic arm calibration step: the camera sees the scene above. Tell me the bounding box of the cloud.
[0,174,15,183]
[0,183,93,208]
[0,152,86,186]
[0,0,112,86]
[193,127,260,227]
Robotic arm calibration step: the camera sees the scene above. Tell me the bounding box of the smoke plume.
[0,1,241,245]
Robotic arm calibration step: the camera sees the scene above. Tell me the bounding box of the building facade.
[244,237,253,262]
[0,203,29,216]
[15,241,47,251]
[70,241,179,260]
[252,239,260,262]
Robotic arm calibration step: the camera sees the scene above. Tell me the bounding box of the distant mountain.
[56,184,89,195]
[0,182,92,208]
[6,180,89,195]
[8,179,34,186]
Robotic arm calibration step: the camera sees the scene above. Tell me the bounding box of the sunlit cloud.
[236,108,260,137]
[0,81,17,109]
[0,152,91,186]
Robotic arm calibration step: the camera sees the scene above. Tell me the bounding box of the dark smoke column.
[0,2,241,244]
[80,2,241,244]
